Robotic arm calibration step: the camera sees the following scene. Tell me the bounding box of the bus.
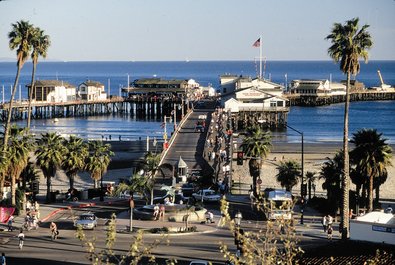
[264,189,293,220]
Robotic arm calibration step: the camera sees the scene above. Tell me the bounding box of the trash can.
[81,190,88,200]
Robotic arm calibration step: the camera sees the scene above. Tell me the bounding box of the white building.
[219,75,287,113]
[27,80,76,103]
[78,80,107,101]
[290,79,346,96]
[350,211,395,245]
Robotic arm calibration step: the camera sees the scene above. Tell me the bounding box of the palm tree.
[276,160,301,192]
[320,152,344,214]
[143,152,161,205]
[116,173,153,205]
[326,17,373,239]
[240,126,272,195]
[62,136,88,190]
[35,132,66,202]
[27,27,50,129]
[5,128,34,206]
[85,140,114,188]
[3,20,34,152]
[349,129,392,212]
[305,171,317,200]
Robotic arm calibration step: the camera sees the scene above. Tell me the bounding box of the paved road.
[162,101,215,174]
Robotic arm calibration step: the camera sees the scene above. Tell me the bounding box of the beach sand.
[232,142,395,200]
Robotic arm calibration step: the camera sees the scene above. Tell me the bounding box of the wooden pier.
[286,91,395,106]
[0,96,187,122]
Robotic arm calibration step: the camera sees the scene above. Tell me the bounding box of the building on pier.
[78,80,107,101]
[219,75,289,128]
[290,79,346,96]
[27,80,76,103]
[122,78,200,99]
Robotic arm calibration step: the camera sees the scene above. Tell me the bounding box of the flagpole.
[259,35,262,79]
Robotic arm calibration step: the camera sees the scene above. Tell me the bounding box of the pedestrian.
[159,205,165,221]
[153,204,159,220]
[0,252,5,265]
[322,215,327,232]
[327,225,333,240]
[7,215,14,232]
[18,229,25,249]
[205,211,214,223]
[327,214,333,227]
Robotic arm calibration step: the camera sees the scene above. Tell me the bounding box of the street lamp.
[285,124,304,199]
[100,157,104,202]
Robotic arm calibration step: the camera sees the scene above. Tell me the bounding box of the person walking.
[7,216,14,232]
[327,225,333,240]
[153,204,160,220]
[0,253,6,265]
[159,205,165,221]
[18,229,25,250]
[50,222,58,240]
[322,215,327,232]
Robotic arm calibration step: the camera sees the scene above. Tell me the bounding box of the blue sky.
[0,0,394,61]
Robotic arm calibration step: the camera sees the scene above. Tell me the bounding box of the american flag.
[252,38,261,47]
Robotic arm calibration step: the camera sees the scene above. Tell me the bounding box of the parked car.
[74,213,97,230]
[192,189,221,202]
[189,260,209,265]
[181,183,198,197]
[153,194,188,205]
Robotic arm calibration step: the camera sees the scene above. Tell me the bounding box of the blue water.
[1,61,395,144]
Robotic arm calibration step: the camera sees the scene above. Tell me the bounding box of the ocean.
[1,60,394,144]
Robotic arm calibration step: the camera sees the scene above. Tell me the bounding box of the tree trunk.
[69,174,74,190]
[341,72,351,240]
[46,175,51,203]
[3,64,22,152]
[308,179,312,200]
[27,61,37,130]
[368,175,374,212]
[11,171,16,206]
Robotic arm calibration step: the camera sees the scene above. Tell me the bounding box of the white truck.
[264,189,293,220]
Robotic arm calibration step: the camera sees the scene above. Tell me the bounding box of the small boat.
[53,118,59,123]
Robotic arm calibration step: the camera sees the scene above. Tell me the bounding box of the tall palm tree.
[27,27,50,129]
[85,140,114,188]
[240,126,271,195]
[62,136,88,190]
[3,20,34,152]
[5,128,34,205]
[350,129,392,212]
[326,17,373,239]
[143,151,161,205]
[35,132,66,202]
[276,160,301,192]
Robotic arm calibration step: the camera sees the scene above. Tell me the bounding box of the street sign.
[163,132,167,140]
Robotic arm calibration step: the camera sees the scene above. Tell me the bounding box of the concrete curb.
[40,199,127,223]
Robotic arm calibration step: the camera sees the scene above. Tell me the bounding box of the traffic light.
[237,152,244,165]
[31,180,39,194]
